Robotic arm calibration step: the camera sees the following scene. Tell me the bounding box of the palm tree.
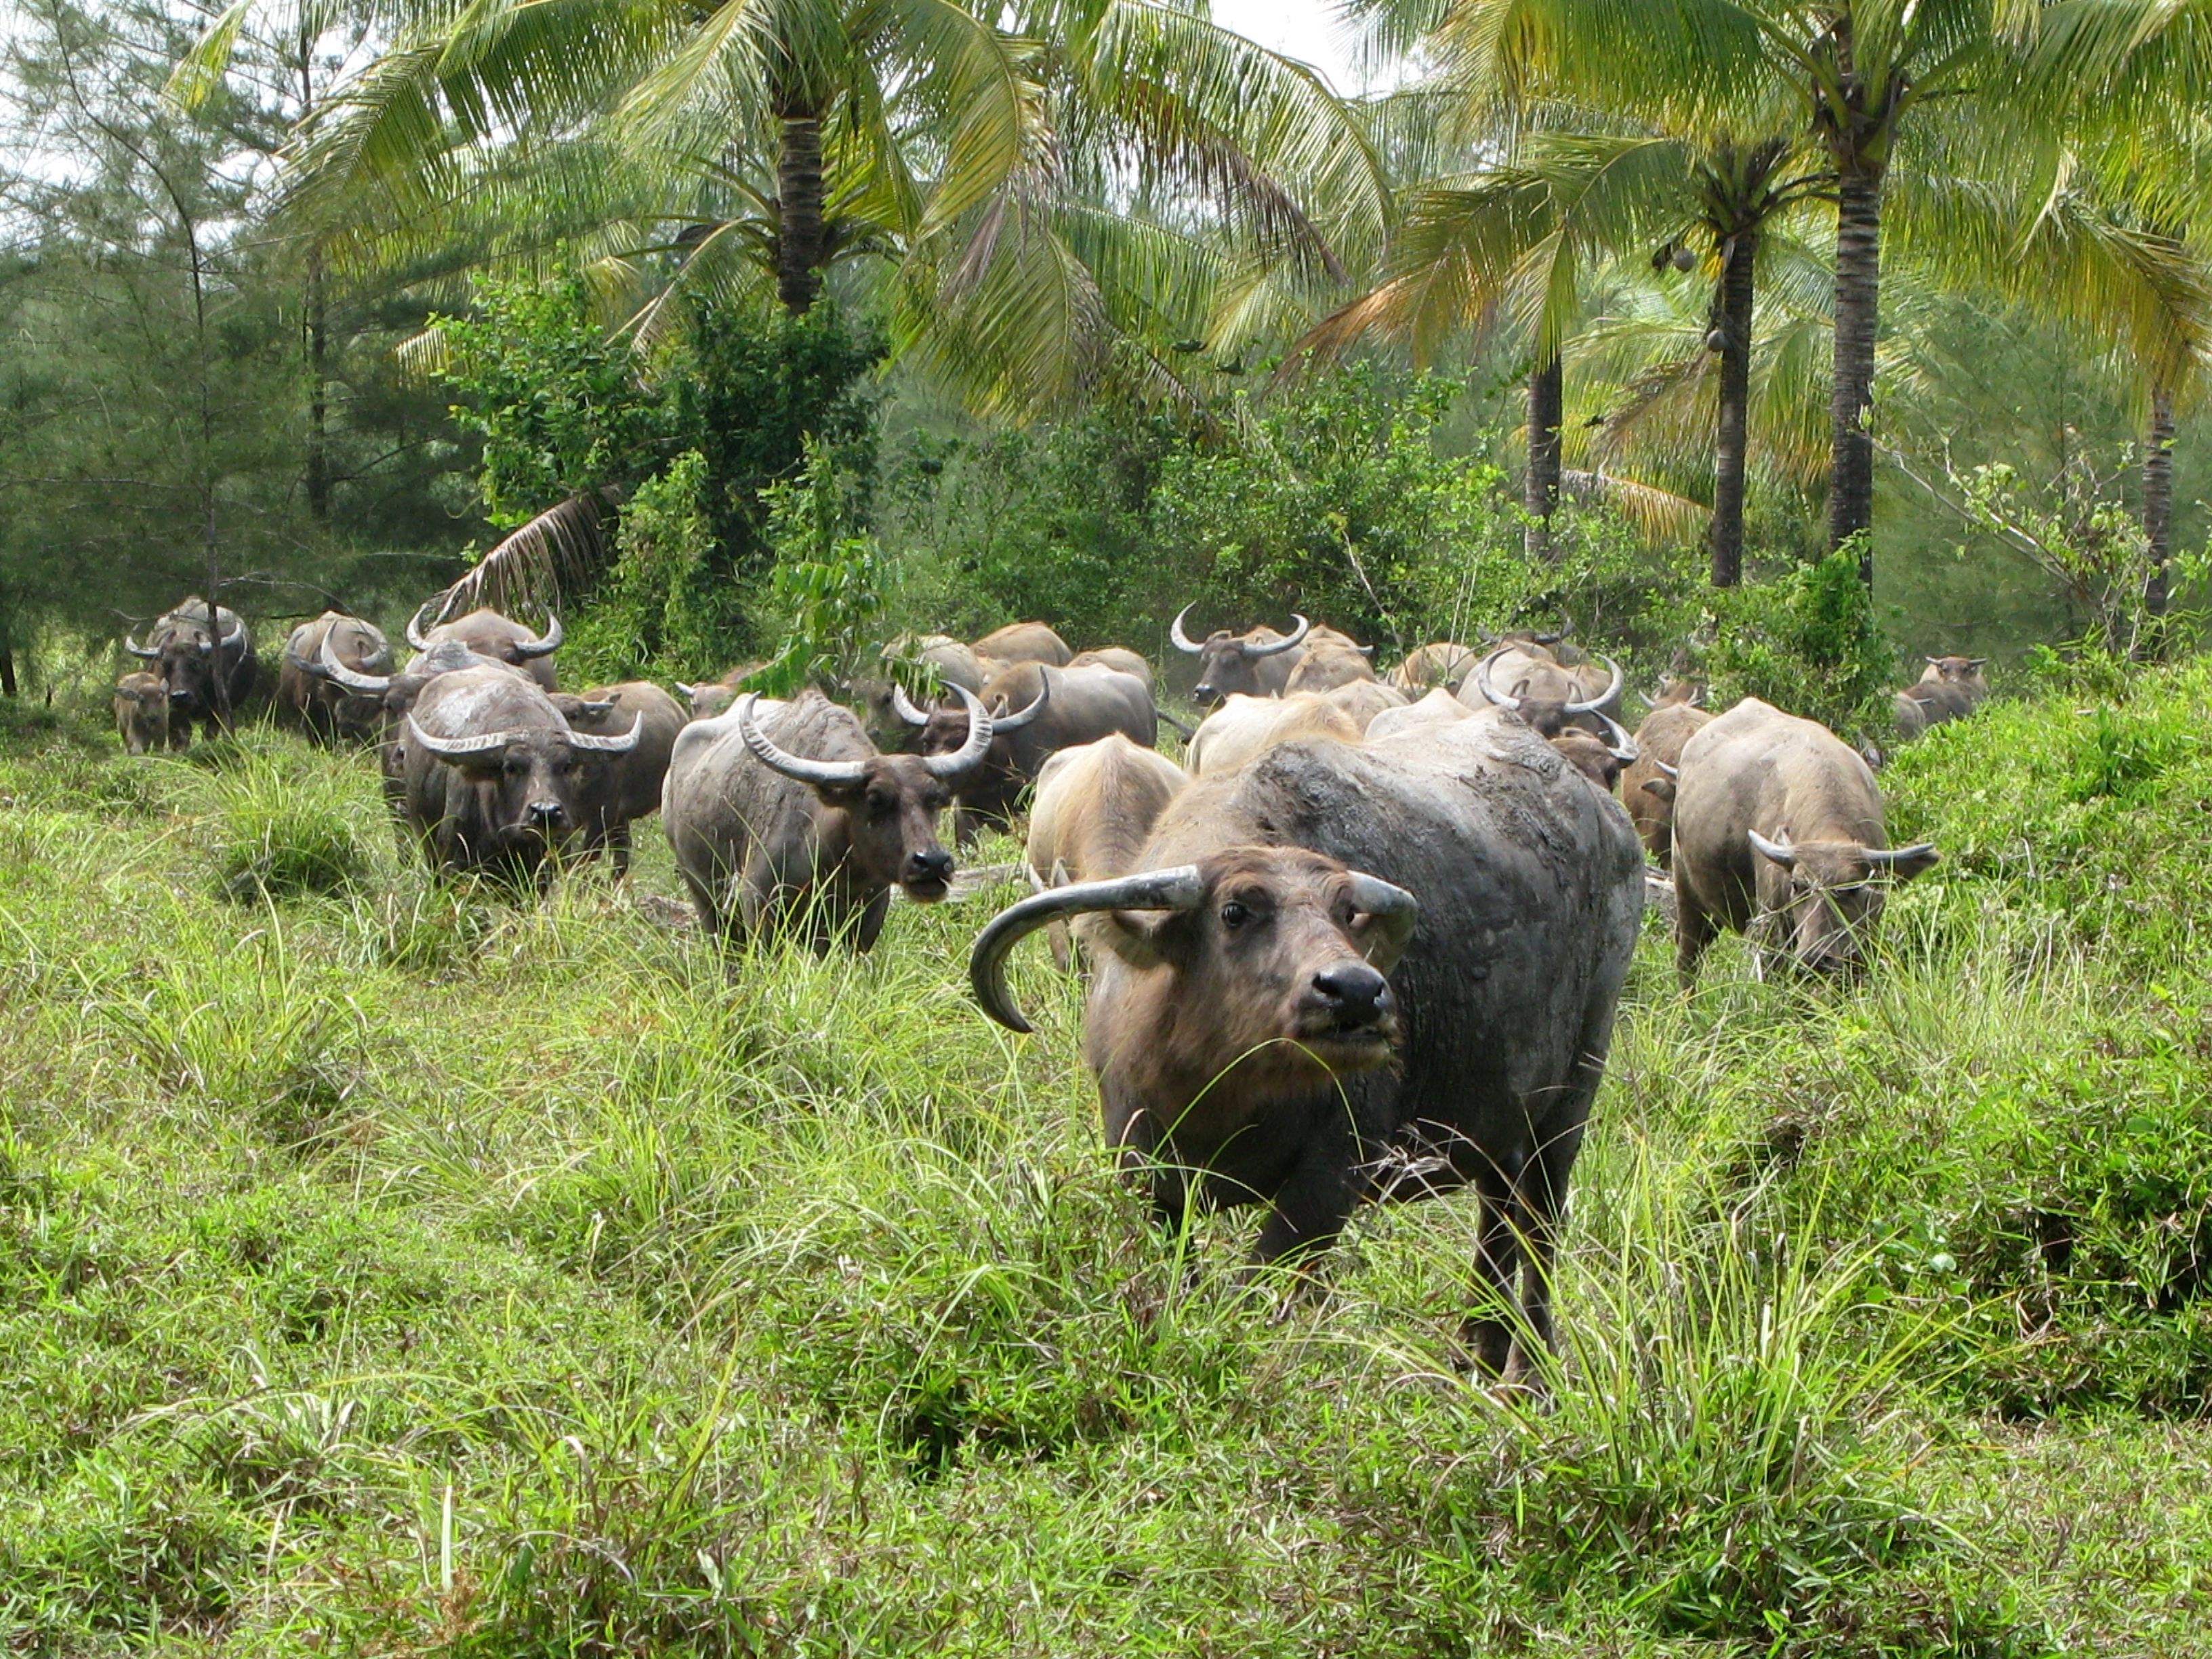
[244,0,1389,415]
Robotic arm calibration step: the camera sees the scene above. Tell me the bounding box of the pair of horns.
[1169,606,1311,658]
[126,603,244,658]
[890,676,1048,733]
[1591,712,1638,765]
[1476,648,1622,716]
[407,596,562,657]
[970,865,1418,1033]
[1747,829,1938,870]
[739,689,992,787]
[405,709,642,760]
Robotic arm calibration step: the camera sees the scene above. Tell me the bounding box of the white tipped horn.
[512,611,562,658]
[1748,828,1796,867]
[970,866,1208,1032]
[406,713,524,760]
[922,686,997,781]
[1563,653,1622,716]
[1169,605,1206,654]
[1475,647,1519,711]
[1243,615,1310,657]
[568,712,642,754]
[737,694,869,789]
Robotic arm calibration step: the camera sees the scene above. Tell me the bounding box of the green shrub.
[565,451,721,686]
[1702,542,1895,734]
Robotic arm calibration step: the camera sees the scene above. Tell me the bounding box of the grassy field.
[2,671,2210,1657]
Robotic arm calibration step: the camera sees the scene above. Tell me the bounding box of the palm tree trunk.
[2139,384,2175,653]
[1525,352,1563,560]
[1709,230,1757,588]
[1828,167,1881,580]
[777,115,827,315]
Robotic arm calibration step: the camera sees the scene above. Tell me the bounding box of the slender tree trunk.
[2140,385,2176,653]
[0,643,16,699]
[1524,352,1563,560]
[1709,230,1757,588]
[776,115,826,315]
[1828,166,1881,579]
[305,243,331,521]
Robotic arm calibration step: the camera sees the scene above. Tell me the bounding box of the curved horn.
[986,673,1050,733]
[405,712,524,760]
[123,632,158,659]
[922,686,997,781]
[319,631,394,693]
[1966,658,1988,670]
[571,696,618,718]
[1242,615,1311,657]
[568,712,642,754]
[512,611,563,658]
[1345,871,1419,960]
[1866,842,1939,867]
[970,866,1208,1032]
[1748,828,1797,867]
[1356,644,1376,657]
[406,596,445,651]
[1596,712,1639,765]
[736,694,869,790]
[1475,647,1519,711]
[1657,760,1679,779]
[890,684,935,727]
[217,611,245,649]
[1563,653,1623,716]
[1169,604,1206,654]
[1532,628,1563,647]
[1924,657,1944,668]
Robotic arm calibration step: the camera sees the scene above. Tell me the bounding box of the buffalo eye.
[1219,899,1252,929]
[867,790,897,816]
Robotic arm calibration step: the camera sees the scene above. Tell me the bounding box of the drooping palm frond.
[443,493,608,616]
[1560,467,1708,540]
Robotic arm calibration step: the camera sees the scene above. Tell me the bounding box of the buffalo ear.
[1640,776,1675,801]
[1085,907,1191,971]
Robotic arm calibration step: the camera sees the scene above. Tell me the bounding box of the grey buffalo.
[971,710,1644,1381]
[123,597,255,745]
[407,602,562,690]
[554,681,687,873]
[279,612,394,744]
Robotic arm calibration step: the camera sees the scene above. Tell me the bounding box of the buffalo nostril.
[527,800,565,823]
[1314,964,1388,1025]
[911,848,954,881]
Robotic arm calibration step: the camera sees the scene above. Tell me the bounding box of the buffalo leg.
[1505,1111,1588,1384]
[609,821,632,878]
[1460,1155,1525,1376]
[1247,1139,1361,1280]
[1674,893,1717,983]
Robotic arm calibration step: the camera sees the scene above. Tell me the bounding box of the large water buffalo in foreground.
[971,711,1645,1380]
[407,602,562,690]
[279,613,394,743]
[124,598,255,744]
[112,673,169,754]
[909,660,1154,844]
[400,665,642,881]
[554,682,687,873]
[973,621,1073,670]
[1024,733,1189,968]
[1893,656,1990,738]
[1621,683,1712,867]
[1671,698,1938,980]
[663,689,992,952]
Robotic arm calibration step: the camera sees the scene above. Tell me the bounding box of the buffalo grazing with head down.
[1621,682,1713,867]
[1893,656,1989,739]
[662,688,993,952]
[279,612,394,744]
[908,659,1155,844]
[124,597,255,745]
[972,710,1644,1380]
[1671,697,1938,980]
[399,665,642,881]
[113,673,169,754]
[407,601,563,691]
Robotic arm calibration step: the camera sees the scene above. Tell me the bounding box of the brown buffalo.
[662,689,992,951]
[1621,695,1713,867]
[1169,608,1314,703]
[970,710,1644,1378]
[1283,634,1380,695]
[123,597,255,745]
[1389,642,1481,695]
[400,665,642,882]
[1466,644,1626,731]
[1672,697,1938,980]
[1185,692,1361,778]
[910,660,1155,845]
[1893,656,1990,738]
[973,621,1073,670]
[1320,678,1409,733]
[407,602,562,691]
[112,673,169,754]
[1069,646,1153,690]
[1025,733,1189,967]
[279,613,394,743]
[554,682,687,873]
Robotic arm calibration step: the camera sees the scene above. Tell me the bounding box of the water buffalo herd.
[112,594,1978,1378]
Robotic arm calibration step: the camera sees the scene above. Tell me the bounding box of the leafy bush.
[564,452,722,686]
[1701,543,1894,735]
[747,438,889,696]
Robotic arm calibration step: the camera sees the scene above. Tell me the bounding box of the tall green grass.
[3,669,2211,1653]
